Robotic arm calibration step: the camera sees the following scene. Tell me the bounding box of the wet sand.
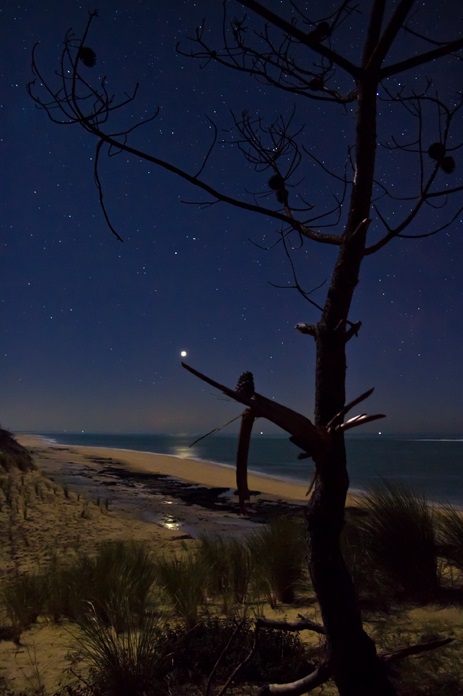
[17,434,312,539]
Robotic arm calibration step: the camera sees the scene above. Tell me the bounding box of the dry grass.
[0,441,461,695]
[0,470,170,580]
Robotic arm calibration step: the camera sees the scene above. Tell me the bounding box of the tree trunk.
[305,75,397,694]
[306,429,395,694]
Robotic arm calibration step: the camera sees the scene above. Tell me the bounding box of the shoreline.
[18,434,312,504]
[15,435,321,543]
[19,433,370,504]
[35,433,313,491]
[17,434,463,511]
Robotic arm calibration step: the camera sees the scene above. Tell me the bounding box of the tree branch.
[362,0,386,66]
[381,637,454,664]
[238,0,360,77]
[28,25,343,247]
[181,362,324,456]
[256,636,454,695]
[380,36,463,78]
[257,663,331,695]
[256,617,325,635]
[366,0,415,71]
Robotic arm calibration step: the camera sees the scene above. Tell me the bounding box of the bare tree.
[28,1,463,693]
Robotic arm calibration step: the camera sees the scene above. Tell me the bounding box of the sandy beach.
[0,434,313,692]
[18,434,311,498]
[16,434,313,538]
[1,435,461,694]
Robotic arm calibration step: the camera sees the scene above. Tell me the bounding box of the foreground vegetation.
[0,479,462,694]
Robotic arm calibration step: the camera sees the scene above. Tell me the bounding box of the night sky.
[2,1,462,435]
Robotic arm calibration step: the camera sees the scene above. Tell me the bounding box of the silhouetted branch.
[256,617,325,635]
[179,0,359,103]
[380,36,463,78]
[182,362,323,456]
[239,0,361,77]
[382,637,454,663]
[28,11,342,247]
[365,91,463,254]
[255,634,453,696]
[94,140,123,241]
[206,618,248,696]
[366,0,415,71]
[235,407,256,509]
[182,363,384,462]
[189,412,243,447]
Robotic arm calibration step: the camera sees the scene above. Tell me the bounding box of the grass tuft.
[197,533,254,611]
[74,607,168,696]
[438,505,463,573]
[154,551,208,628]
[358,481,439,599]
[249,515,307,607]
[2,572,45,630]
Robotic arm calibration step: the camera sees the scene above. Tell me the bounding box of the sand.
[0,435,315,692]
[1,435,461,694]
[17,433,311,500]
[12,434,315,543]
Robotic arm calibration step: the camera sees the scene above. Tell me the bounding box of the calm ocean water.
[39,432,463,507]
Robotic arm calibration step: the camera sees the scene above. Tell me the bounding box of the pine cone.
[235,371,255,397]
[78,46,97,68]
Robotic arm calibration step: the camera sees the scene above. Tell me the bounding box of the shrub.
[43,554,89,623]
[0,428,35,472]
[341,508,392,611]
[24,541,157,628]
[78,540,156,630]
[165,616,317,687]
[70,615,316,695]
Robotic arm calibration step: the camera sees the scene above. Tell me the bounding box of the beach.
[0,434,315,584]
[38,431,463,508]
[0,434,313,692]
[16,434,312,538]
[1,435,462,694]
[19,434,311,497]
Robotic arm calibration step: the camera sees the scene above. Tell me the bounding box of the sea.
[38,432,463,508]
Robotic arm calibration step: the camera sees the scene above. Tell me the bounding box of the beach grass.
[154,551,208,628]
[248,515,308,607]
[0,438,462,694]
[350,482,440,601]
[438,505,463,573]
[197,533,254,611]
[2,572,45,631]
[71,609,169,696]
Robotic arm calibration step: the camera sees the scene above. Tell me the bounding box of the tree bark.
[305,76,397,694]
[306,435,395,694]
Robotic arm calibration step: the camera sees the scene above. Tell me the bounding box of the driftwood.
[236,408,256,511]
